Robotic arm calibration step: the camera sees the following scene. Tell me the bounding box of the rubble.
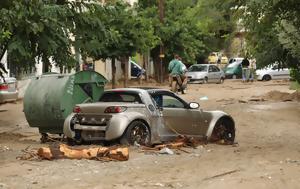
[159,147,174,155]
[37,144,129,161]
[18,144,129,161]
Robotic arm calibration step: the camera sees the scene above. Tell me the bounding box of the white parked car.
[0,77,18,103]
[256,65,290,81]
[186,64,225,84]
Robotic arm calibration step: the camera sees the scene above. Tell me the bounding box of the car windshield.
[99,92,143,104]
[188,65,208,72]
[227,62,240,68]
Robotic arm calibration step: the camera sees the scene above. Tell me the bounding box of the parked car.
[208,52,228,64]
[256,64,290,81]
[131,60,145,78]
[64,88,235,145]
[228,57,244,65]
[0,77,18,103]
[224,59,243,79]
[186,64,225,84]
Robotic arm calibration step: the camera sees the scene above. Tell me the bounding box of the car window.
[151,94,185,108]
[208,66,214,72]
[162,95,185,108]
[99,92,142,103]
[212,65,220,72]
[188,65,207,72]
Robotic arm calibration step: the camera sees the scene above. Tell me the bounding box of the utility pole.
[158,0,164,83]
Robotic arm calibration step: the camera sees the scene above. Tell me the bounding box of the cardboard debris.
[37,144,129,161]
[140,135,206,153]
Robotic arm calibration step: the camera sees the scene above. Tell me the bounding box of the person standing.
[241,57,250,82]
[168,54,184,93]
[249,59,256,82]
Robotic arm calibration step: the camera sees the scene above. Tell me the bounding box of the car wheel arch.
[263,74,272,81]
[120,118,151,145]
[206,114,235,140]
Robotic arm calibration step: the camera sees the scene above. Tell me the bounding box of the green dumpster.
[24,71,107,134]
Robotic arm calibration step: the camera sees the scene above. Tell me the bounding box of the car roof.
[105,88,171,93]
[191,64,211,66]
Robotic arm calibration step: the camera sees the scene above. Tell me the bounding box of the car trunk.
[0,77,17,92]
[77,102,145,114]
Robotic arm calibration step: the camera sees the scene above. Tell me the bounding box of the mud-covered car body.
[64,88,235,144]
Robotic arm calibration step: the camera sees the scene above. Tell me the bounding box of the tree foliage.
[231,0,300,82]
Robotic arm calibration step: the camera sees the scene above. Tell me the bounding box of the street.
[0,80,300,189]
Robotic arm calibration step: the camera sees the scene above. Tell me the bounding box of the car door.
[208,65,219,82]
[208,65,216,82]
[160,94,203,135]
[212,65,222,81]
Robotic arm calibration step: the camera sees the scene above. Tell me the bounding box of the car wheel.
[40,133,48,143]
[232,75,237,79]
[203,77,208,84]
[67,136,83,146]
[120,120,150,146]
[218,77,224,84]
[262,75,271,81]
[211,118,235,144]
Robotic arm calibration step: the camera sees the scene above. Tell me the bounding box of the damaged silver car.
[64,88,235,145]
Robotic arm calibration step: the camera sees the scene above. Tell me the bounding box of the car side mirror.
[189,102,200,109]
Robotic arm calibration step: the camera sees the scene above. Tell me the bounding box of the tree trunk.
[143,53,149,82]
[42,55,50,73]
[111,58,116,89]
[121,56,129,88]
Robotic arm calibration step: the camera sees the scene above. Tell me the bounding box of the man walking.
[241,57,250,82]
[168,54,185,93]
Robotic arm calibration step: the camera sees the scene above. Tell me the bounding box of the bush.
[290,68,300,83]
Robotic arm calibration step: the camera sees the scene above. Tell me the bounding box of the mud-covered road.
[0,80,300,189]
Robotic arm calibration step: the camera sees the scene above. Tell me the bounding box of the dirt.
[1,80,300,189]
[263,90,300,102]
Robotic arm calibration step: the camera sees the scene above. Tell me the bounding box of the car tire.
[218,77,224,84]
[203,77,208,84]
[211,118,235,144]
[120,120,150,146]
[262,75,271,81]
[67,137,83,146]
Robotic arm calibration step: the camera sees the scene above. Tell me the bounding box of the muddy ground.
[0,80,300,189]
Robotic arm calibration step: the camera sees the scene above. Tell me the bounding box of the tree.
[229,0,300,82]
[137,0,237,81]
[0,0,107,76]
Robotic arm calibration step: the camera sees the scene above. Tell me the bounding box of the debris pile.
[263,90,300,102]
[18,144,129,161]
[140,135,206,154]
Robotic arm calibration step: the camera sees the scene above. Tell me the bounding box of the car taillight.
[73,106,81,113]
[104,106,127,113]
[0,84,8,90]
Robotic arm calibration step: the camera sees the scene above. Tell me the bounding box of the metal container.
[23,71,107,134]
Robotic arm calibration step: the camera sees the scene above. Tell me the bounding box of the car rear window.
[99,92,143,104]
[188,65,208,72]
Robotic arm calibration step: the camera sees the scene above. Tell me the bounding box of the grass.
[290,81,300,91]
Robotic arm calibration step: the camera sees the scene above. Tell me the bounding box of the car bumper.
[0,91,18,103]
[187,77,204,83]
[64,113,130,141]
[225,73,234,79]
[256,74,263,80]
